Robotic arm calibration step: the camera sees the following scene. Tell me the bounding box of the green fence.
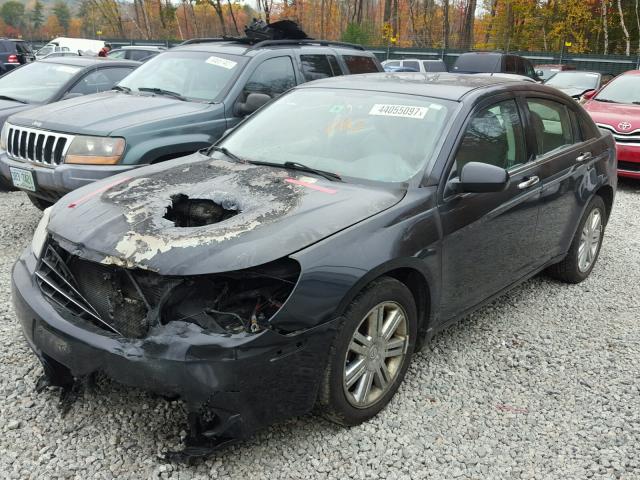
[30,38,640,75]
[368,47,640,75]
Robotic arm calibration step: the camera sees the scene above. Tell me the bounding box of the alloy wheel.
[343,301,408,408]
[578,208,603,273]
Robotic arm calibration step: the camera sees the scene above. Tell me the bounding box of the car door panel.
[524,96,599,259]
[439,168,541,320]
[438,98,542,320]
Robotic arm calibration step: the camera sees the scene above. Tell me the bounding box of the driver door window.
[450,99,526,180]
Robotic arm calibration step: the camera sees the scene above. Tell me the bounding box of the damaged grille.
[36,240,300,338]
[36,241,160,338]
[6,125,74,166]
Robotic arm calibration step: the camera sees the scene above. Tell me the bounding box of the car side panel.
[124,113,227,165]
[282,189,442,336]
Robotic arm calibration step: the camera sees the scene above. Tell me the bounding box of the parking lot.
[0,180,637,479]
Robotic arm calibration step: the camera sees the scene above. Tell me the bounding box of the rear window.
[453,54,502,73]
[403,60,419,71]
[423,60,447,72]
[343,55,379,74]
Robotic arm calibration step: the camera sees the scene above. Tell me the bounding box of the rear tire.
[546,196,606,284]
[27,194,53,211]
[318,277,417,426]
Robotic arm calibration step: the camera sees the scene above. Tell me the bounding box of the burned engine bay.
[37,238,300,339]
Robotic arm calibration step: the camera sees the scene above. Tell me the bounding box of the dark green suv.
[0,38,381,207]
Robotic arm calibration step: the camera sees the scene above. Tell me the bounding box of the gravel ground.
[0,181,639,480]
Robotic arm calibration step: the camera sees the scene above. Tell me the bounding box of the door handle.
[518,176,540,190]
[576,152,593,162]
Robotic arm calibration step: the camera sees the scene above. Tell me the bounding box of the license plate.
[9,166,36,191]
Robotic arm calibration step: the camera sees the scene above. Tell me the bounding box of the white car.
[382,58,447,73]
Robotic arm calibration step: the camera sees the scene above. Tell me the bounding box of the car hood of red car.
[584,99,640,132]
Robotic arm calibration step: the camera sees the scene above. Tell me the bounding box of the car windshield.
[118,50,247,102]
[546,72,599,90]
[220,88,454,184]
[594,74,640,104]
[0,61,81,103]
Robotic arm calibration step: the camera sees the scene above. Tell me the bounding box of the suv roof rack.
[179,37,365,51]
[179,37,240,46]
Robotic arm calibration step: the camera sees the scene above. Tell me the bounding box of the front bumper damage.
[12,248,339,461]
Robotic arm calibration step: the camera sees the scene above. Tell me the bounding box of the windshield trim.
[218,86,458,188]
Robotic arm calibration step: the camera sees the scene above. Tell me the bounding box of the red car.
[583,70,640,179]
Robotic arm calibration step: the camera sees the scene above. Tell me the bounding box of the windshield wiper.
[595,98,619,103]
[208,145,245,163]
[138,87,186,101]
[245,160,341,182]
[283,161,342,182]
[0,95,27,104]
[111,85,131,93]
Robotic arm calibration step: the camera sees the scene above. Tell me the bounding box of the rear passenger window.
[505,56,516,73]
[451,99,525,178]
[403,60,419,71]
[300,55,338,81]
[245,56,296,97]
[343,55,379,74]
[527,99,574,156]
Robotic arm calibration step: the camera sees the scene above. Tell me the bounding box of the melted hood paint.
[49,153,406,275]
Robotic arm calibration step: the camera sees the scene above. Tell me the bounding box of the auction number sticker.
[205,56,237,69]
[369,104,428,119]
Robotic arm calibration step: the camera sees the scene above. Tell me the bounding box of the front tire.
[318,277,418,426]
[547,195,606,283]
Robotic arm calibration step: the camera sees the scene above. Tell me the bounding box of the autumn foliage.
[0,0,638,55]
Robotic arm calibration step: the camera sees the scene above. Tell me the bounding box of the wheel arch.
[595,184,614,224]
[334,259,434,346]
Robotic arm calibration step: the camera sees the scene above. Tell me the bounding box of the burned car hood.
[8,91,212,136]
[49,153,406,275]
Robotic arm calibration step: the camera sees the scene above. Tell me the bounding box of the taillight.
[7,54,18,63]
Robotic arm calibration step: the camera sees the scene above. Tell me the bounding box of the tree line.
[1,0,639,56]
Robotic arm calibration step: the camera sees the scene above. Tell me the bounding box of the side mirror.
[450,162,509,194]
[536,70,543,77]
[237,92,271,116]
[581,89,597,101]
[62,92,83,100]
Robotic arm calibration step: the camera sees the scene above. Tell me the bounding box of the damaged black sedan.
[12,73,616,458]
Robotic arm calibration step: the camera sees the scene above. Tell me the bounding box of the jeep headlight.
[32,207,51,258]
[65,136,125,165]
[0,123,8,151]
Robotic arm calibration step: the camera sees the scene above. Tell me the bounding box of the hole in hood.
[164,193,239,227]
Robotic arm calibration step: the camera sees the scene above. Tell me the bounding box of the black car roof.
[297,72,526,101]
[40,57,140,68]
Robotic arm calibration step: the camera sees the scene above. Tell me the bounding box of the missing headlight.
[161,258,300,334]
